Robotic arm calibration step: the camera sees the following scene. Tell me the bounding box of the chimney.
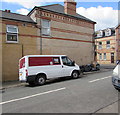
[5,9,11,13]
[64,0,77,15]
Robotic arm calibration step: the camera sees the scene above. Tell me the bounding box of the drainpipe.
[39,10,42,55]
[93,26,96,63]
[40,35,42,55]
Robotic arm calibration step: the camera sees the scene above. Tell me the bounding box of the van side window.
[53,57,60,64]
[62,56,74,66]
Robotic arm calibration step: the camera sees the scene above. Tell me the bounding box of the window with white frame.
[105,29,111,36]
[106,41,110,49]
[99,53,102,60]
[41,19,50,36]
[98,42,102,49]
[6,25,18,43]
[103,53,106,60]
[97,30,103,38]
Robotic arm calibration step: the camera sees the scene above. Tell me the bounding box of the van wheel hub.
[36,76,46,85]
[38,78,45,83]
[72,71,79,79]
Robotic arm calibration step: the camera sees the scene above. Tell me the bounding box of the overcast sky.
[1,0,119,31]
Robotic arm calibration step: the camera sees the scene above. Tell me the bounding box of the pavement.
[0,81,27,90]
[100,64,116,69]
[96,100,120,113]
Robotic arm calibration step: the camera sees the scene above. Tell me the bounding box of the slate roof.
[28,4,96,24]
[94,28,115,39]
[0,10,36,24]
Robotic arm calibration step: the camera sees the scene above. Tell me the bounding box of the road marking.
[89,76,112,83]
[0,87,66,105]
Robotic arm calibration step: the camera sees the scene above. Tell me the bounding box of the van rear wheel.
[72,71,79,79]
[36,75,46,86]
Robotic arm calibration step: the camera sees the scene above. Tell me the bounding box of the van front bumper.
[112,76,120,89]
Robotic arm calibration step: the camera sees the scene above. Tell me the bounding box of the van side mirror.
[72,61,75,66]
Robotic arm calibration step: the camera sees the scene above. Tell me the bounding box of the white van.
[19,55,80,85]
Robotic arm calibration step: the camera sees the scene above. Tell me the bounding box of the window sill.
[41,35,51,37]
[6,41,19,44]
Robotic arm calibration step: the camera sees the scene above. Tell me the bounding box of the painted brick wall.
[1,20,39,81]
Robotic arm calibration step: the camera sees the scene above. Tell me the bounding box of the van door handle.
[62,65,64,68]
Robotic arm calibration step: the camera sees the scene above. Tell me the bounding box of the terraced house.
[0,0,96,81]
[95,26,120,65]
[116,24,120,62]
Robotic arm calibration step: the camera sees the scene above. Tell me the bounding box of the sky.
[1,0,120,31]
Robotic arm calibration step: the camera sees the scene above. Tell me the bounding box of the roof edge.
[27,6,38,16]
[1,17,37,24]
[28,6,96,24]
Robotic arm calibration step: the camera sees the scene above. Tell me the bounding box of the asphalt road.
[1,70,119,113]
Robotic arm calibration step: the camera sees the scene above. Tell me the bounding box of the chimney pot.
[4,9,11,13]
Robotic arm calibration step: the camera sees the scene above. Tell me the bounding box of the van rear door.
[19,57,27,81]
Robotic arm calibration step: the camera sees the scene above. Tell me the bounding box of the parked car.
[19,55,81,86]
[112,61,120,91]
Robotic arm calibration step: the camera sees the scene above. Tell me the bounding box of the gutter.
[0,17,37,24]
[28,6,96,24]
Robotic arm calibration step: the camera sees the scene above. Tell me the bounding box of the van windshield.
[19,58,25,69]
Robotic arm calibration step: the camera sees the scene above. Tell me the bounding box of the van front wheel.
[36,75,46,86]
[71,71,79,79]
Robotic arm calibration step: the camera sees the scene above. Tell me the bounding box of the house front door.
[111,53,114,63]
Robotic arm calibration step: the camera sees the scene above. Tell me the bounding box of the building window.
[97,30,103,38]
[98,42,102,49]
[6,25,18,43]
[103,53,106,60]
[106,41,110,49]
[119,28,120,34]
[41,19,50,36]
[105,29,111,36]
[99,53,102,60]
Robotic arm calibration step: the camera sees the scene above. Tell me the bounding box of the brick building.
[0,0,96,81]
[116,24,120,61]
[28,0,96,65]
[0,10,39,81]
[95,27,119,65]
